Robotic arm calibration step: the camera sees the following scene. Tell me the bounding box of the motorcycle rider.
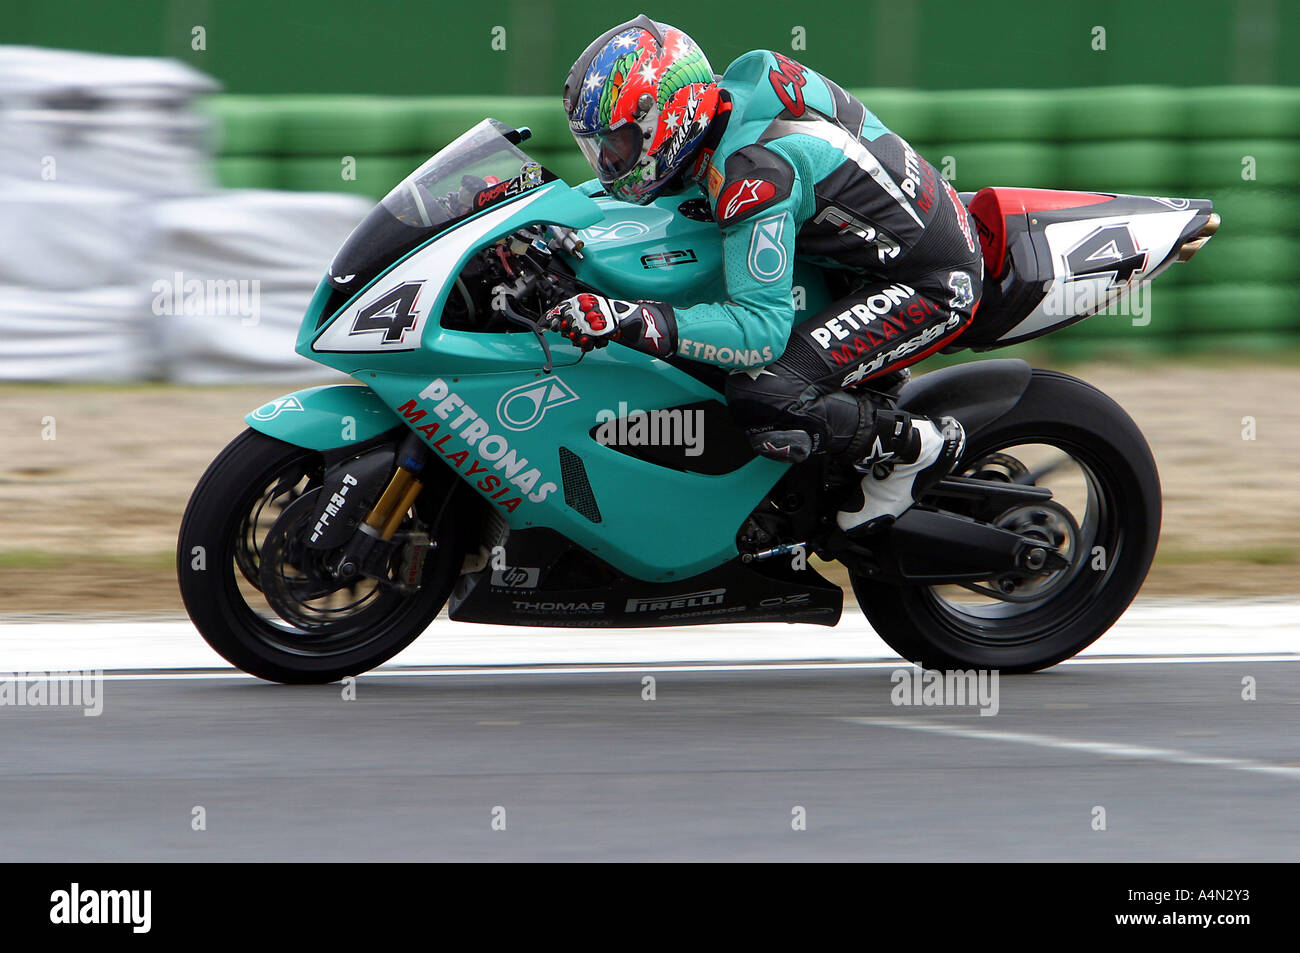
[544,15,983,535]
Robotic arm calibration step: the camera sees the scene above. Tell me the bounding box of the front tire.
[850,369,1161,673]
[178,429,460,683]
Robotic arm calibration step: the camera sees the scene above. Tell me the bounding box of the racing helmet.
[563,15,721,204]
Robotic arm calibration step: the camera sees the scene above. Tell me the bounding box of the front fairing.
[297,124,604,377]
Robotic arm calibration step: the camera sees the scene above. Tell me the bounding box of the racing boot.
[835,410,966,535]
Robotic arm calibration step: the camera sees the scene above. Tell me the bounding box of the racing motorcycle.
[177,118,1219,683]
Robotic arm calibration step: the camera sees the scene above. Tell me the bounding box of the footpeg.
[740,541,808,563]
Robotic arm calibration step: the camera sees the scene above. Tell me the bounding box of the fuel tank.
[570,195,727,306]
[569,193,832,314]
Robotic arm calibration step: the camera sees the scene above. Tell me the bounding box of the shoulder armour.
[714,144,794,226]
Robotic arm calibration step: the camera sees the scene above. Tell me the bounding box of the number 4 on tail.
[351,281,424,343]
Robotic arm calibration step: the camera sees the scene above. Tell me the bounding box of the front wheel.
[177,429,461,683]
[850,369,1161,673]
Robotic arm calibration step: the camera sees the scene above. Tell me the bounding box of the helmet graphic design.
[563,15,720,204]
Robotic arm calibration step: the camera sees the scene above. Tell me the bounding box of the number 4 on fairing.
[351,281,424,344]
[1064,224,1147,288]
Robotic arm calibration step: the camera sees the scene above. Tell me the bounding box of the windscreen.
[319,119,552,325]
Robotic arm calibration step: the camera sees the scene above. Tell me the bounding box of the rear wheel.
[850,370,1161,672]
[178,429,461,683]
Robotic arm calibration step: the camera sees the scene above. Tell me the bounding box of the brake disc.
[257,489,381,631]
[235,469,313,593]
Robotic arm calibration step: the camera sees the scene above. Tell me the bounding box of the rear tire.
[850,369,1161,673]
[178,429,460,683]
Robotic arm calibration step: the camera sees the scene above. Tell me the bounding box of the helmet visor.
[574,122,644,182]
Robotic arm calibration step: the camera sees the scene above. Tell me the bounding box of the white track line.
[1,599,1296,674]
[61,652,1300,682]
[840,716,1300,780]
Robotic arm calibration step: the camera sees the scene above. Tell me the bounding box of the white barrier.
[0,46,374,383]
[145,190,371,383]
[0,45,216,198]
[0,183,148,290]
[0,284,154,381]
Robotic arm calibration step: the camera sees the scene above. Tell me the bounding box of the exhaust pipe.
[1176,212,1220,262]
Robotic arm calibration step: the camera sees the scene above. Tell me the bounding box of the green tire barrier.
[274,97,430,155]
[1060,140,1185,191]
[1048,337,1177,363]
[1176,235,1300,285]
[1168,285,1296,335]
[1185,139,1300,189]
[925,89,1059,142]
[278,156,415,197]
[213,155,281,190]
[404,96,573,152]
[1050,86,1187,140]
[203,96,290,154]
[1183,87,1300,139]
[1209,188,1300,235]
[928,142,1061,190]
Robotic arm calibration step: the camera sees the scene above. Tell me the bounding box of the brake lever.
[496,295,554,374]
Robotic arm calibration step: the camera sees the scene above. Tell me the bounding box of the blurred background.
[1,0,1297,614]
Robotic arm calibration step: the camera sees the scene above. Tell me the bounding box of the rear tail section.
[960,187,1219,349]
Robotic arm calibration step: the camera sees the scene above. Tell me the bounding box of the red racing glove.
[543,293,677,358]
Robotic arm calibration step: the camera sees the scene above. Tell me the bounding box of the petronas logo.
[496,376,579,431]
[747,214,787,283]
[249,395,305,421]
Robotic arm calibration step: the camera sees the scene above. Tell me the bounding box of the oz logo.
[496,376,578,431]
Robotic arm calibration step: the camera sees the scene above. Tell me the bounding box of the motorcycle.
[177,118,1219,683]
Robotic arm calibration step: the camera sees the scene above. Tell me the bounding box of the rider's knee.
[723,364,807,426]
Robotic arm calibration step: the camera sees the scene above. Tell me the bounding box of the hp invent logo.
[495,376,579,431]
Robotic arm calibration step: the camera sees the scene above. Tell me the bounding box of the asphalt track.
[2,602,1297,861]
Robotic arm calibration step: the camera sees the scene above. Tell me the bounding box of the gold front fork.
[363,467,424,541]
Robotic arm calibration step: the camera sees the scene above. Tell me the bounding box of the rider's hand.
[544,293,677,357]
[544,293,624,350]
